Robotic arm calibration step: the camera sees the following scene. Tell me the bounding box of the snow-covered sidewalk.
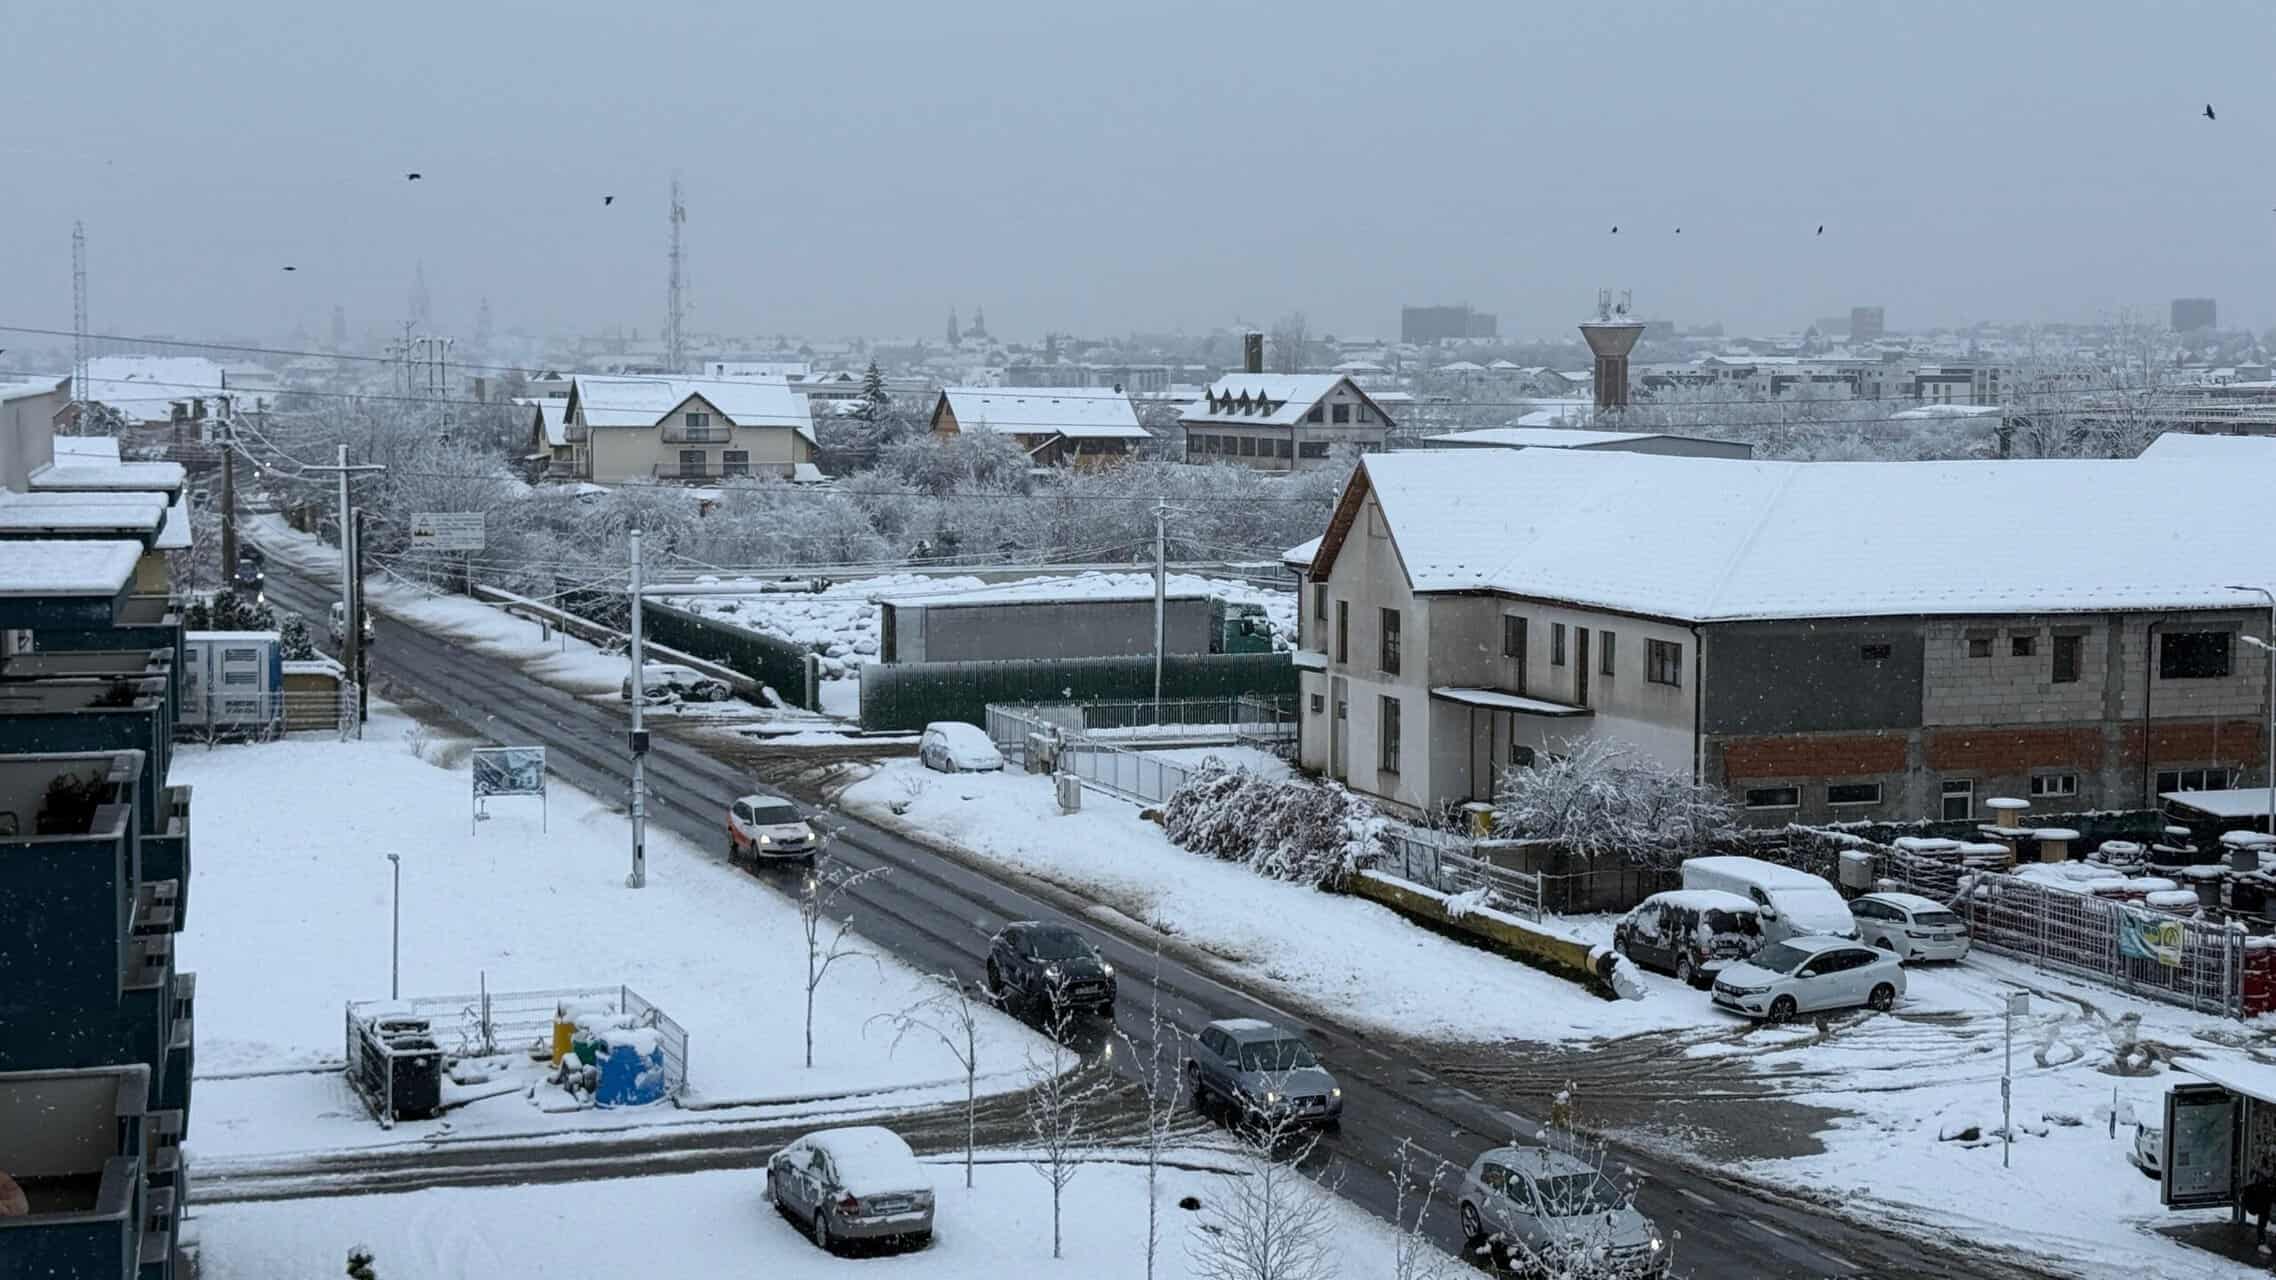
[174,704,1039,1161]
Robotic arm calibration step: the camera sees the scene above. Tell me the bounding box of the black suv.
[986,922,1116,1018]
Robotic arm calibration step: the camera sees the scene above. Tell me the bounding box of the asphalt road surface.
[257,556,2067,1280]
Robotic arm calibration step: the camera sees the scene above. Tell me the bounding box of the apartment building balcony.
[652,462,718,482]
[0,1063,151,1280]
[34,595,186,711]
[141,785,192,930]
[0,677,172,839]
[0,647,176,728]
[661,423,733,444]
[160,974,194,1120]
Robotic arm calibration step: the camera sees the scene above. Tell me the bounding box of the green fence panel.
[641,600,813,709]
[858,652,1297,732]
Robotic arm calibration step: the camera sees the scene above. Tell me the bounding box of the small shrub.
[1160,758,1387,890]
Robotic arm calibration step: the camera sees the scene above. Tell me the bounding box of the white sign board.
[409,512,486,552]
[471,745,547,832]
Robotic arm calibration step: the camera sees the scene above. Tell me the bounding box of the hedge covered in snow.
[1160,758,1389,890]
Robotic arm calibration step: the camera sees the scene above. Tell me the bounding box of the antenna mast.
[72,221,88,428]
[666,177,687,374]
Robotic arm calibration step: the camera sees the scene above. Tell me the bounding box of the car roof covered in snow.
[923,721,993,743]
[1637,889,1758,914]
[1683,856,1834,890]
[1210,1017,1295,1042]
[1773,934,1868,954]
[736,793,798,810]
[1475,1145,1600,1177]
[1858,891,1953,915]
[805,1126,932,1195]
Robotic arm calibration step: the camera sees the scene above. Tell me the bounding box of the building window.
[1745,786,1800,810]
[1378,696,1401,773]
[1276,438,1292,459]
[1309,693,1325,714]
[1502,615,1526,659]
[1380,608,1402,675]
[685,411,710,427]
[1827,782,1882,806]
[1967,635,1993,658]
[2158,767,2238,794]
[2011,634,2037,658]
[1313,584,1326,621]
[2030,773,2078,799]
[1239,437,1257,457]
[1941,779,1974,821]
[1298,442,1329,458]
[1646,638,1683,686]
[2052,633,2082,684]
[1359,404,1374,422]
[1510,739,1535,769]
[1860,643,1891,662]
[1306,404,1325,423]
[2160,631,2233,679]
[1336,601,1348,664]
[1600,630,1616,677]
[1332,403,1351,424]
[1551,623,1567,666]
[721,449,750,476]
[678,448,705,476]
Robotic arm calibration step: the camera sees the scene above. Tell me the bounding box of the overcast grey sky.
[5,0,2271,348]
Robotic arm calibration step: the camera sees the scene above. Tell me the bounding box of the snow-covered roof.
[0,540,143,597]
[1428,427,1657,449]
[2159,787,2276,818]
[893,579,1211,609]
[939,388,1148,440]
[1321,448,2276,622]
[568,375,812,431]
[520,398,569,447]
[2140,432,2276,460]
[2180,1058,2276,1106]
[1282,535,1321,569]
[81,355,230,421]
[0,377,68,405]
[283,656,346,678]
[28,460,187,494]
[1889,404,2004,420]
[0,490,167,536]
[1430,686,1589,716]
[791,462,826,484]
[1438,360,1486,373]
[52,436,122,464]
[155,497,190,550]
[1181,374,1372,427]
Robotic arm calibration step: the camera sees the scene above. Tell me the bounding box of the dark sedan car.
[986,922,1116,1018]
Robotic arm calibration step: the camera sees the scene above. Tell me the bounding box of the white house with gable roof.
[929,388,1151,469]
[561,375,818,485]
[1178,373,1393,470]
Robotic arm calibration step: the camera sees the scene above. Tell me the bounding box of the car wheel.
[1185,1061,1207,1111]
[1459,1201,1484,1243]
[811,1206,833,1253]
[985,960,1003,999]
[1099,1001,1116,1020]
[1868,983,1897,1012]
[1675,956,1696,987]
[906,1230,933,1250]
[1767,995,1798,1024]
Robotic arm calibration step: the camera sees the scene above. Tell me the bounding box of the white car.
[623,662,732,704]
[727,794,817,864]
[917,722,1004,773]
[1711,935,1905,1022]
[1849,891,1971,962]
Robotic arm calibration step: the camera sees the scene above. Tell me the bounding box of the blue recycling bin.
[593,1029,668,1107]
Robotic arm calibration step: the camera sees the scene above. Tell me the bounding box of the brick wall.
[1925,726,2105,771]
[2119,718,2264,763]
[1721,732,1907,778]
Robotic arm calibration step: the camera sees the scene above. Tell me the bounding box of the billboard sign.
[409,512,486,552]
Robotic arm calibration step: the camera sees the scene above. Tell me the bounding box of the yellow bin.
[551,1003,574,1065]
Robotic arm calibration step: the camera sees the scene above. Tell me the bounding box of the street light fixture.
[2223,585,2276,839]
[386,852,402,999]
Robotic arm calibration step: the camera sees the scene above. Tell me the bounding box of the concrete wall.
[1703,619,1924,735]
[887,596,1214,664]
[0,383,64,492]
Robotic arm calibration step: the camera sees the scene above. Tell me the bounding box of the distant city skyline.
[2,0,2270,348]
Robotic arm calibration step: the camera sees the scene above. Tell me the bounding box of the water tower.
[1579,289,1646,415]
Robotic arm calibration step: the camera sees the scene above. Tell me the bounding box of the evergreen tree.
[279,612,317,660]
[858,359,890,423]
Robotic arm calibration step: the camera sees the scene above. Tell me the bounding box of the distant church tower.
[967,305,988,342]
[947,307,961,347]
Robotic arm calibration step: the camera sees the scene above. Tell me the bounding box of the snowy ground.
[192,1150,1429,1280]
[838,758,1695,1043]
[843,761,2273,1279]
[173,704,1040,1163]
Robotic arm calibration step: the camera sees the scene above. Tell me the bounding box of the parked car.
[1850,892,1971,962]
[766,1126,934,1254]
[987,921,1116,1017]
[1711,936,1905,1022]
[1681,855,1859,943]
[918,721,1004,773]
[622,661,731,704]
[727,794,817,864]
[2131,1120,2163,1179]
[1185,1017,1342,1130]
[1457,1145,1669,1277]
[328,601,374,648]
[1614,890,1766,988]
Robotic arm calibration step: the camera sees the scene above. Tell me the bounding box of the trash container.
[593,1028,667,1107]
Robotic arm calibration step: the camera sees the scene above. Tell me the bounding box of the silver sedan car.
[1457,1145,1669,1277]
[766,1126,935,1253]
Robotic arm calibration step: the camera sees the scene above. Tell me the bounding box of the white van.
[1680,855,1859,943]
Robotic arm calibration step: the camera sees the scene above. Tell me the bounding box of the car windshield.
[1915,910,1963,929]
[1533,1171,1623,1216]
[1027,929,1092,960]
[748,803,800,825]
[1702,908,1762,938]
[1752,941,1816,973]
[1237,1038,1318,1072]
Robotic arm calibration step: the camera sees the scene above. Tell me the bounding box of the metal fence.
[1878,850,2243,1017]
[1379,825,1544,920]
[177,686,358,743]
[344,983,689,1126]
[983,695,1299,808]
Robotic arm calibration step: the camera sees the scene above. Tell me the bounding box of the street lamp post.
[386,852,401,999]
[2225,585,2276,838]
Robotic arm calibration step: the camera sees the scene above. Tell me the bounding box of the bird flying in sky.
[2204,104,2216,120]
[406,172,422,181]
[603,195,614,206]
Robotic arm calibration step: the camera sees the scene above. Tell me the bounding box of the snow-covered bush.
[1492,736,1734,869]
[1161,759,1387,890]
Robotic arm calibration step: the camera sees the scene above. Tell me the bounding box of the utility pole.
[354,509,371,726]
[1152,499,1168,713]
[306,446,385,737]
[71,221,88,429]
[218,414,238,579]
[627,527,649,889]
[665,178,687,374]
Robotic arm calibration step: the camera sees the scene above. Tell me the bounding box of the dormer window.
[685,411,710,427]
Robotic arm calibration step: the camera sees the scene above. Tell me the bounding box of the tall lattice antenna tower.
[71,221,88,424]
[666,177,687,374]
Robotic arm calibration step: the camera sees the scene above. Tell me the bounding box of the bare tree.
[1114,951,1185,1280]
[871,972,987,1188]
[1269,313,1309,374]
[798,844,889,1069]
[1387,1139,1457,1280]
[1491,735,1733,870]
[1462,1104,1677,1279]
[1024,974,1108,1259]
[1186,1093,1340,1280]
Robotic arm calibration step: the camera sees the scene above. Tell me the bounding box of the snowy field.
[193,1151,1429,1280]
[173,705,1040,1161]
[838,758,1695,1043]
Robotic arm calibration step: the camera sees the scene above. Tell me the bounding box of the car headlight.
[1099,961,1114,978]
[1649,1234,1665,1253]
[1721,983,1769,996]
[757,834,771,844]
[1330,1087,1342,1099]
[1263,1091,1281,1105]
[1044,964,1063,980]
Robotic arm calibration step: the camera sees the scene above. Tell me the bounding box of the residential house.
[521,398,575,478]
[929,388,1151,469]
[1424,426,1753,459]
[560,376,818,485]
[1288,447,2276,826]
[1178,374,1394,471]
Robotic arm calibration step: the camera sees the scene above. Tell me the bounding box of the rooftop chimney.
[1242,331,1265,375]
[1579,289,1645,415]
